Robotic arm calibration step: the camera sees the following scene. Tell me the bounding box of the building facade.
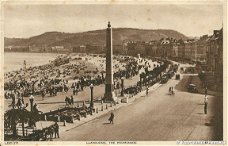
[184,39,197,61]
[206,29,223,83]
[73,45,86,53]
[86,44,105,54]
[195,35,209,64]
[145,41,158,57]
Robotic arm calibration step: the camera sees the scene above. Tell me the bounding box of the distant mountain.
[4,37,27,46]
[5,32,76,47]
[4,28,188,47]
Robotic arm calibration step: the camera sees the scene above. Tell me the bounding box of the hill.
[5,28,188,47]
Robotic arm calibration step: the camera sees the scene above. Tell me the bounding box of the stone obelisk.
[104,21,114,101]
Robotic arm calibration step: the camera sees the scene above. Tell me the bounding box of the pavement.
[53,73,223,141]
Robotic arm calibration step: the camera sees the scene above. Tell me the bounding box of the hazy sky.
[4,4,223,38]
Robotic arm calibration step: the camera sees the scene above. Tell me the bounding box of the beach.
[4,52,59,73]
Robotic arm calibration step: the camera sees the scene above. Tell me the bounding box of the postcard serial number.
[5,142,18,145]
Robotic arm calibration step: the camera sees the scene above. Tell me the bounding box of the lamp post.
[29,95,34,112]
[139,73,142,89]
[121,77,124,96]
[90,84,94,109]
[28,95,34,127]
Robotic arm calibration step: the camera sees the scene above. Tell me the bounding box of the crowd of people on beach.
[5,54,172,107]
[4,54,172,111]
[4,55,141,99]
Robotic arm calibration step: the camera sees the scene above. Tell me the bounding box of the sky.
[4,4,223,38]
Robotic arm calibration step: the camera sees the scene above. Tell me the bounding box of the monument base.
[103,91,117,102]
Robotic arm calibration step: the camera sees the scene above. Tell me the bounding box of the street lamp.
[121,77,124,96]
[29,95,34,112]
[90,84,94,109]
[139,73,142,89]
[28,94,34,127]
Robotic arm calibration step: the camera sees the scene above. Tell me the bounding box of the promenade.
[54,73,222,141]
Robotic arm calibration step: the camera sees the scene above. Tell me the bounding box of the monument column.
[104,22,114,101]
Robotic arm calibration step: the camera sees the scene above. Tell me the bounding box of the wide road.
[58,76,222,141]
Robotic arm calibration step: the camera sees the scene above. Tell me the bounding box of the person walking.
[73,87,76,95]
[70,96,74,105]
[169,87,172,94]
[171,87,175,94]
[204,95,208,104]
[65,96,69,106]
[41,90,45,100]
[33,103,39,113]
[204,101,208,114]
[146,86,149,96]
[108,111,114,124]
[16,97,22,109]
[54,122,59,138]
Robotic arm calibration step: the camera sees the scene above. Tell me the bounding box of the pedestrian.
[49,87,53,97]
[11,93,15,109]
[53,87,57,96]
[75,88,78,95]
[41,90,45,100]
[21,96,24,104]
[50,125,54,140]
[171,87,175,94]
[54,122,59,138]
[146,86,149,96]
[108,111,114,124]
[33,103,39,113]
[64,84,68,93]
[65,96,69,106]
[70,96,74,105]
[204,95,208,104]
[204,101,208,114]
[73,87,76,95]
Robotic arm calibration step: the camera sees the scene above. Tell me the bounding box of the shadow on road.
[103,122,111,125]
[197,103,204,105]
[196,113,204,115]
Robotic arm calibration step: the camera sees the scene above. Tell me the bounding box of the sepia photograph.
[1,0,226,145]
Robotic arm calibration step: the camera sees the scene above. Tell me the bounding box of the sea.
[4,52,59,73]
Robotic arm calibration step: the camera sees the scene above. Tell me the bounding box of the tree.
[4,108,40,137]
